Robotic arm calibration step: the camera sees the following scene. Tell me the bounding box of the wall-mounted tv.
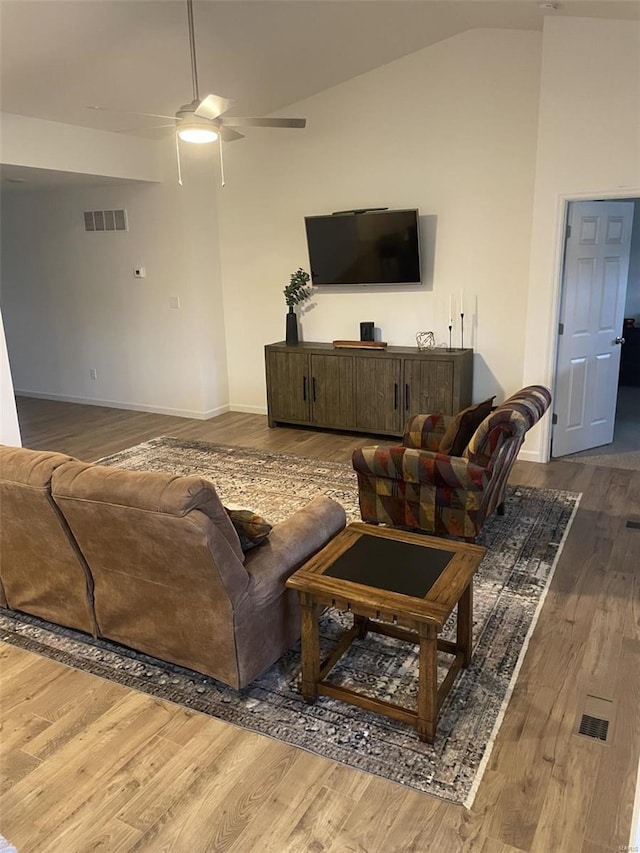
[304,208,421,286]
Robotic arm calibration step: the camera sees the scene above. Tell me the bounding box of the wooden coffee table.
[286,522,486,742]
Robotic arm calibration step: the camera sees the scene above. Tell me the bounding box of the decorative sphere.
[416,331,436,350]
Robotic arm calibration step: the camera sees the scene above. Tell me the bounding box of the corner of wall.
[0,309,22,446]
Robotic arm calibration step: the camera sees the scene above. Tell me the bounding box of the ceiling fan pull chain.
[219,138,225,187]
[186,0,200,102]
[175,133,183,186]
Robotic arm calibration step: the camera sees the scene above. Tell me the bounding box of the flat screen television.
[304,208,421,286]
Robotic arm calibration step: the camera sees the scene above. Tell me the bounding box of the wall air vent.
[83,209,128,232]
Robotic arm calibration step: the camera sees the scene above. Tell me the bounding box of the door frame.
[545,189,639,462]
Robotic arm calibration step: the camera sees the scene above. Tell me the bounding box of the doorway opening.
[552,197,640,471]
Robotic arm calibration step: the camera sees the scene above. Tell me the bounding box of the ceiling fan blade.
[86,105,178,122]
[220,117,306,129]
[219,127,245,142]
[194,94,233,120]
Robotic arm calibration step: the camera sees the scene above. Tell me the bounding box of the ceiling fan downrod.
[186,0,200,103]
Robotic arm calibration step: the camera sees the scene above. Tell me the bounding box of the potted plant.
[283,268,312,346]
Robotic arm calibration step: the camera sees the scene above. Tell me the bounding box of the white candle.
[449,294,453,326]
[460,290,464,316]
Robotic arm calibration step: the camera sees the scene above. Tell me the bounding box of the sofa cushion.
[438,397,495,456]
[52,461,245,564]
[0,445,76,487]
[0,445,97,635]
[226,508,272,551]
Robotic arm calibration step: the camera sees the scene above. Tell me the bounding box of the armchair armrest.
[244,495,346,607]
[403,414,453,451]
[352,446,491,491]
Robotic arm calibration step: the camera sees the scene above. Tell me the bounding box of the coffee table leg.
[300,594,320,704]
[417,622,438,743]
[354,614,369,639]
[457,580,473,667]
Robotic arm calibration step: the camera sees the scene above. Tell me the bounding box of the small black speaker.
[360,322,375,342]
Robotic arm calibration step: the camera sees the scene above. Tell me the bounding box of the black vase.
[285,306,298,346]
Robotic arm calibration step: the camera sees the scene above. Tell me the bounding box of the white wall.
[1,142,229,418]
[0,308,21,446]
[3,19,639,457]
[625,201,640,323]
[523,17,640,459]
[0,113,161,183]
[217,29,542,413]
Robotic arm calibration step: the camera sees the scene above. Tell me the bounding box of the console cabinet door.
[404,359,454,418]
[310,354,355,428]
[265,350,310,424]
[354,357,402,433]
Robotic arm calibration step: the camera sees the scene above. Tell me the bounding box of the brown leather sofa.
[0,445,346,688]
[0,447,97,634]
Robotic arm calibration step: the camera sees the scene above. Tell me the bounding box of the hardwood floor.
[2,396,639,852]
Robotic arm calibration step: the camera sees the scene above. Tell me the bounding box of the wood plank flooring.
[1,396,639,852]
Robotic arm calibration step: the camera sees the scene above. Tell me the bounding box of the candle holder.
[448,325,453,352]
[460,312,465,349]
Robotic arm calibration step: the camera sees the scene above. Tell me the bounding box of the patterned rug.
[0,437,581,807]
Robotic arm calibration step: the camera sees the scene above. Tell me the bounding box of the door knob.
[614,336,625,345]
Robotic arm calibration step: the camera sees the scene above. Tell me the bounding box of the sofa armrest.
[402,414,452,451]
[243,495,346,607]
[352,446,490,491]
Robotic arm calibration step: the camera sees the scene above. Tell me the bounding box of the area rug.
[0,437,581,807]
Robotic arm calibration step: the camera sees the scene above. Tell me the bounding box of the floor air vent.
[575,694,614,744]
[578,714,609,742]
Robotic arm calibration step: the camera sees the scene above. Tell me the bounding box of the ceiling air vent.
[83,209,128,233]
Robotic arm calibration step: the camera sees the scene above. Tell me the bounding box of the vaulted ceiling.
[1,0,638,138]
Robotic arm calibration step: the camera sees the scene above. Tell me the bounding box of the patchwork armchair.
[352,385,551,541]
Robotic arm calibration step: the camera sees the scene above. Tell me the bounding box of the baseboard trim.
[200,405,232,420]
[16,390,229,421]
[229,404,268,416]
[517,448,544,464]
[631,752,640,853]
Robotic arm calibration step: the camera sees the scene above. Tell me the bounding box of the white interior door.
[552,200,634,458]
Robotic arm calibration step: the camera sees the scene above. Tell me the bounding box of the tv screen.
[304,208,421,286]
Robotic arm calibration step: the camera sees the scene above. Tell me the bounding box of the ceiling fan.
[89,0,306,185]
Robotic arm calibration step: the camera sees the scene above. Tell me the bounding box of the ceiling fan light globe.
[178,127,218,143]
